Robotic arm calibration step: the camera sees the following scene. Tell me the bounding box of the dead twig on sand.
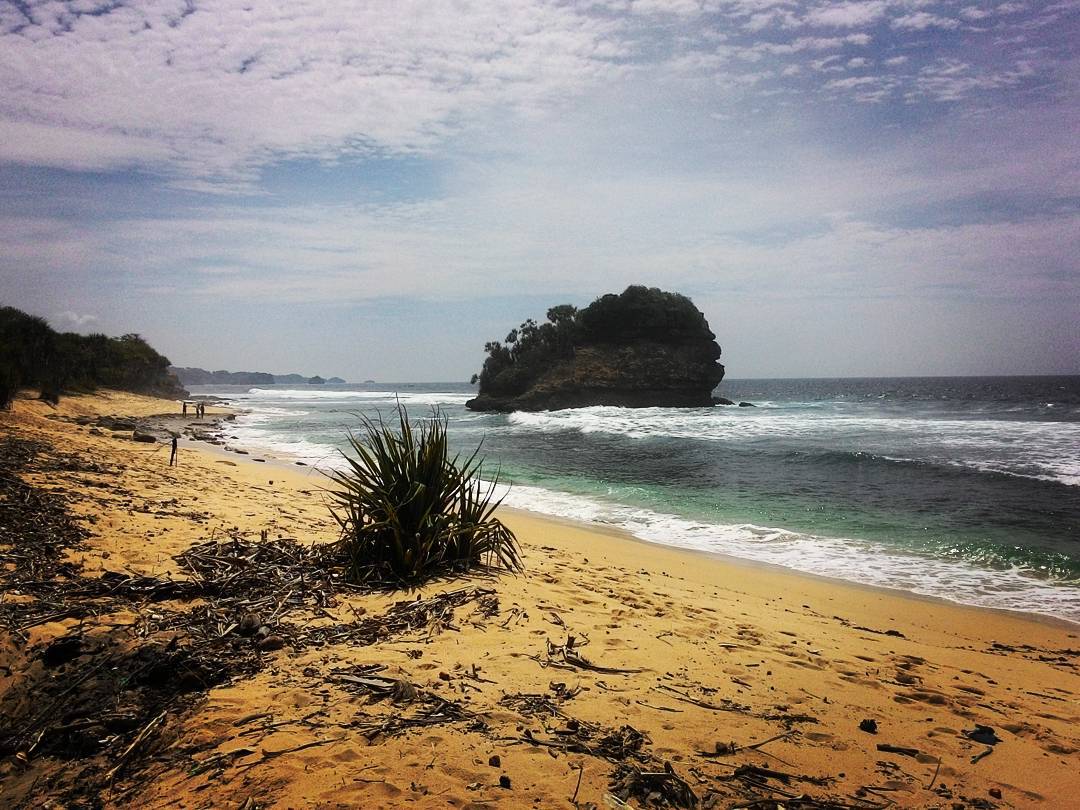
[654,684,752,715]
[538,635,643,674]
[105,710,167,782]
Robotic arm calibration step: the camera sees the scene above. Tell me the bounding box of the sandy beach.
[1,391,1077,809]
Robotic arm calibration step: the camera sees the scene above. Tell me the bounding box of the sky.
[1,0,1077,382]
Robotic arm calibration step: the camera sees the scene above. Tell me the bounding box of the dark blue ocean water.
[193,376,1080,622]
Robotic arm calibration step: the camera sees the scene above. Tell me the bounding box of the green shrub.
[0,305,185,406]
[327,408,521,585]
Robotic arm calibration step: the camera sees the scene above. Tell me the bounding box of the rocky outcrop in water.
[466,286,724,412]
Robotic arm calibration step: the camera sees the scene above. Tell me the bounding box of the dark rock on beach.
[467,286,725,412]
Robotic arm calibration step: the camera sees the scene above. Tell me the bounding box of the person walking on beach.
[169,436,178,466]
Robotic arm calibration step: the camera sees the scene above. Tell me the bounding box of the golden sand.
[1,391,1077,809]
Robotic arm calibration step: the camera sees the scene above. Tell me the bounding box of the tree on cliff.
[471,303,581,396]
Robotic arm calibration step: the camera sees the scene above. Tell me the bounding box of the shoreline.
[194,400,1080,629]
[4,391,1078,809]
[498,505,1080,632]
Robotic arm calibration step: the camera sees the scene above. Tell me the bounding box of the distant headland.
[466,286,724,412]
[170,367,346,386]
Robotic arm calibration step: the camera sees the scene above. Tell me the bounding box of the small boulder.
[237,613,261,637]
[738,401,756,407]
[257,635,285,652]
[132,431,156,443]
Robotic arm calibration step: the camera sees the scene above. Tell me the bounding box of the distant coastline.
[170,366,346,386]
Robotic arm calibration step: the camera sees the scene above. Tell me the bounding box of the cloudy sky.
[1,0,1077,381]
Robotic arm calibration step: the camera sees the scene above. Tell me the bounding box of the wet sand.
[1,391,1077,809]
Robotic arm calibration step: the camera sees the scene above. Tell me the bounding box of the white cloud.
[743,8,801,30]
[805,1,887,28]
[0,0,624,185]
[891,11,960,29]
[627,0,711,14]
[54,310,99,329]
[0,0,1063,190]
[825,73,896,101]
[0,119,173,172]
[908,57,1036,101]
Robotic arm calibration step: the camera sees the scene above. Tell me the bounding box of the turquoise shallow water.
[194,376,1080,622]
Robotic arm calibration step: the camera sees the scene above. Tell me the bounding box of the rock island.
[466,285,725,412]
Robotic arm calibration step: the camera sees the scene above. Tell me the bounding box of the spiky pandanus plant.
[327,408,521,585]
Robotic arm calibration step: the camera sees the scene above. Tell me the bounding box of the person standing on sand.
[170,436,178,466]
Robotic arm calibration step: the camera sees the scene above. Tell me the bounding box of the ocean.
[190,376,1080,624]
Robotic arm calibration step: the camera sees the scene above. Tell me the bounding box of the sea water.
[189,377,1080,623]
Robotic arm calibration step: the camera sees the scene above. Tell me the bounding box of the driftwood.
[875,743,920,758]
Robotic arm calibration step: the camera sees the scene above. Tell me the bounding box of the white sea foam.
[508,407,1080,486]
[240,388,472,406]
[245,389,399,400]
[230,406,310,419]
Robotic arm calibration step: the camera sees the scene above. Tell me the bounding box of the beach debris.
[511,691,651,766]
[330,666,473,739]
[256,635,285,652]
[875,743,920,758]
[571,762,585,803]
[237,612,262,637]
[963,725,1001,746]
[609,760,697,808]
[538,633,644,674]
[697,732,795,759]
[653,684,751,715]
[0,434,503,805]
[859,719,878,734]
[831,615,907,639]
[971,747,995,764]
